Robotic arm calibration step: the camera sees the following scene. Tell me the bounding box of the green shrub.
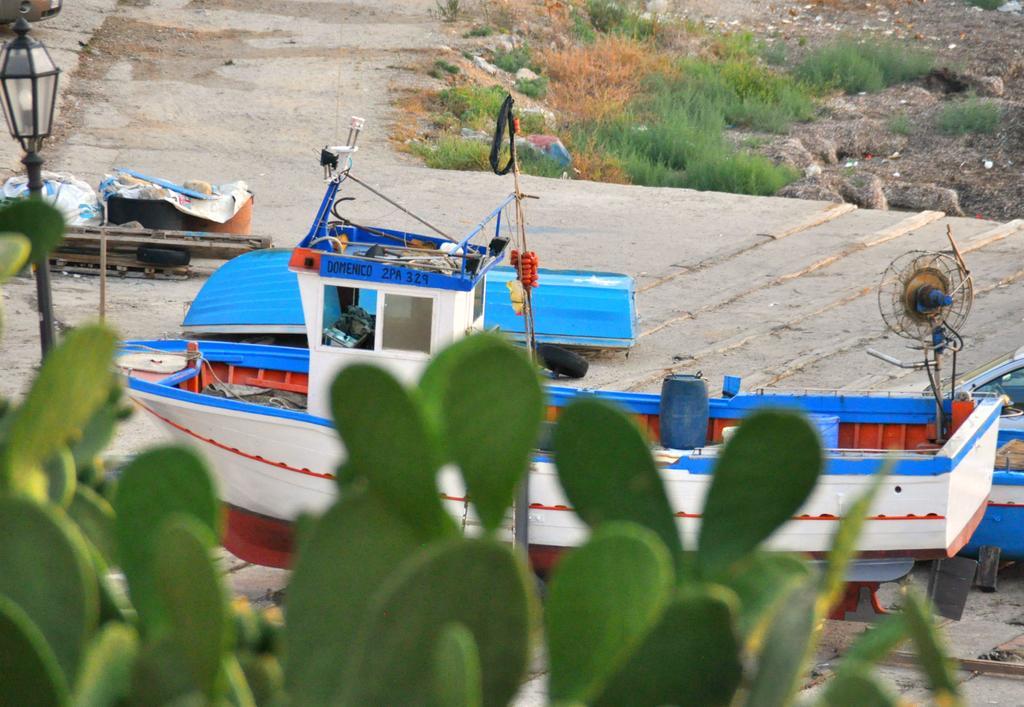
[966,0,1002,8]
[889,113,913,135]
[436,84,507,131]
[585,0,656,39]
[937,96,1000,135]
[432,0,462,22]
[759,40,788,67]
[493,44,538,74]
[463,25,494,37]
[570,8,597,43]
[428,59,460,79]
[564,57,810,193]
[686,152,799,195]
[795,39,934,93]
[518,111,547,134]
[411,136,491,171]
[515,76,549,99]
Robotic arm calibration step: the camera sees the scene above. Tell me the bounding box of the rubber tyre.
[137,246,190,267]
[538,344,588,379]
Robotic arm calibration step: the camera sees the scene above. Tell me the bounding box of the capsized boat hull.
[123,340,1001,570]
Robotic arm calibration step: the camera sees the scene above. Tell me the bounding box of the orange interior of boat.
[178,360,310,396]
[173,359,974,452]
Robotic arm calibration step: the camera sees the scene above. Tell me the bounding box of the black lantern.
[0,17,60,153]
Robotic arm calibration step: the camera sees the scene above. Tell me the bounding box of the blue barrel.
[660,375,709,449]
[809,414,839,449]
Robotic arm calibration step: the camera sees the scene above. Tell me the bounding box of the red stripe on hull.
[224,503,568,573]
[224,505,295,569]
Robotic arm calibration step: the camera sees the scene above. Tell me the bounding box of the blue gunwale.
[123,339,1000,478]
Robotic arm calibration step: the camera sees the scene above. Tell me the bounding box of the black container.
[106,196,188,230]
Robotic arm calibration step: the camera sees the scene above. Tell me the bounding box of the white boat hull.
[130,387,997,567]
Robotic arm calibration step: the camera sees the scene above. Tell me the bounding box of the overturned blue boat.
[183,249,637,349]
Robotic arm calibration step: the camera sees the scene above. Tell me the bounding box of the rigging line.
[343,172,457,243]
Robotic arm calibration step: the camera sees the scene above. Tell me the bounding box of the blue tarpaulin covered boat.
[183,248,637,349]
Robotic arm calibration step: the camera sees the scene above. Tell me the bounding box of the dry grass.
[567,137,631,183]
[390,90,432,148]
[541,35,672,122]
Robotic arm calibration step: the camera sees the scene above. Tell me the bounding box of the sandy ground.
[3,0,1024,702]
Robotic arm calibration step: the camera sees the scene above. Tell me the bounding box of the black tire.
[538,344,588,379]
[137,246,190,267]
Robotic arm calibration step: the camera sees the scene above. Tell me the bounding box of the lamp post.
[0,17,60,357]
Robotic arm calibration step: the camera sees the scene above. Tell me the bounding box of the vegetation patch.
[937,96,1001,135]
[795,39,934,94]
[562,53,810,193]
[492,44,539,74]
[584,0,658,40]
[966,0,1003,8]
[515,76,548,99]
[427,59,460,80]
[889,113,913,135]
[463,25,494,38]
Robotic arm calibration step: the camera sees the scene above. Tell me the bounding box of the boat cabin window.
[381,293,433,354]
[322,285,376,350]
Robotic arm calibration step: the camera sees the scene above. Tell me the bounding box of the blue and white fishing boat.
[118,136,1002,572]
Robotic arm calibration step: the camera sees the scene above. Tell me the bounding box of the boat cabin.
[288,198,513,418]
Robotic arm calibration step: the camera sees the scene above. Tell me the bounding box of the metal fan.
[878,249,973,347]
[868,226,973,441]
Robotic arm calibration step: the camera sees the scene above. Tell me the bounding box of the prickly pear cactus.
[0,203,963,706]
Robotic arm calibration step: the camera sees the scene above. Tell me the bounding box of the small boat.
[119,149,1003,573]
[962,433,1024,560]
[182,249,637,349]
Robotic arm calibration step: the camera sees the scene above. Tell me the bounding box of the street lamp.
[0,16,60,356]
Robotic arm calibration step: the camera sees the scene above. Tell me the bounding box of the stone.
[765,138,817,171]
[473,55,499,75]
[884,182,964,216]
[840,172,888,210]
[776,174,844,203]
[799,133,839,165]
[832,120,904,159]
[515,67,539,81]
[971,75,1005,97]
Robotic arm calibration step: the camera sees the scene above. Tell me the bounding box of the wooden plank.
[768,202,858,240]
[51,251,190,279]
[863,210,945,247]
[885,650,1024,678]
[64,224,272,260]
[962,219,1024,254]
[52,262,189,281]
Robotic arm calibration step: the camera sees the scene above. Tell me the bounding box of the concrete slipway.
[1,0,1024,702]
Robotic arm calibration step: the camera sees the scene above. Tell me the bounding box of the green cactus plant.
[113,447,221,636]
[0,497,98,685]
[0,202,967,707]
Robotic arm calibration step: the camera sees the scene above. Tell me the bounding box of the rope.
[342,172,456,243]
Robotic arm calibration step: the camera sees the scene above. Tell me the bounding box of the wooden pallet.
[62,224,272,260]
[51,252,190,280]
